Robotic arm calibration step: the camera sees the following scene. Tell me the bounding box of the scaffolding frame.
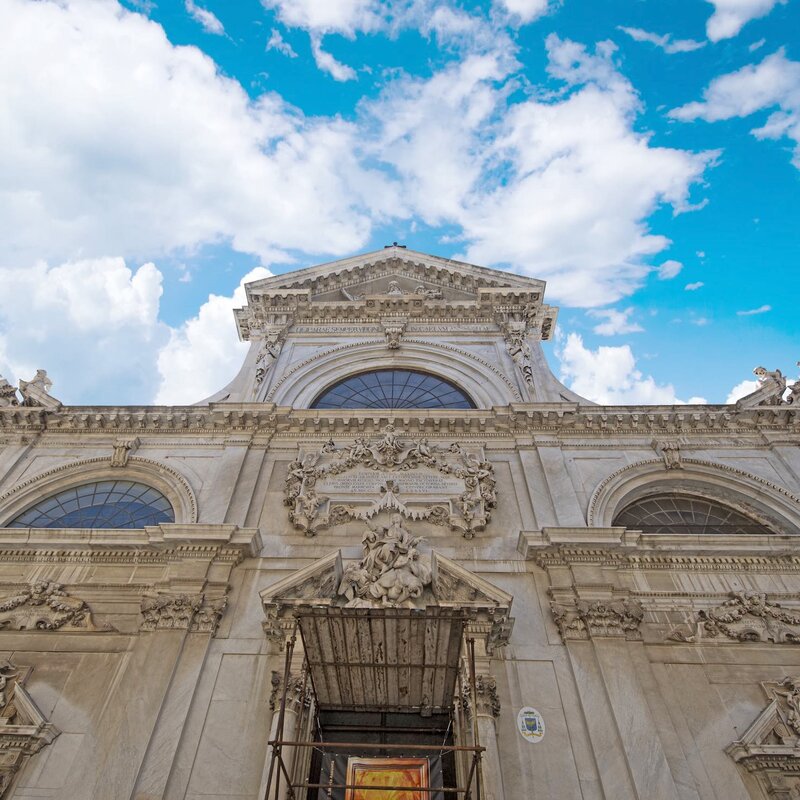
[264,610,484,800]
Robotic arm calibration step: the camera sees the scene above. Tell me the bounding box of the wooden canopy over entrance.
[297,605,466,714]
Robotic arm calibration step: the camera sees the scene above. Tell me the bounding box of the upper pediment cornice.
[233,248,552,340]
[1,403,798,437]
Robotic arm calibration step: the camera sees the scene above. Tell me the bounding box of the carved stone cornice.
[2,404,798,437]
[0,581,101,631]
[550,598,644,641]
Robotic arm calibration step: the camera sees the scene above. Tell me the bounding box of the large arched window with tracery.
[310,369,475,409]
[612,493,774,535]
[7,480,175,528]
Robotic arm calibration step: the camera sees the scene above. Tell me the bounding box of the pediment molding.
[728,677,800,794]
[0,660,59,796]
[260,547,513,652]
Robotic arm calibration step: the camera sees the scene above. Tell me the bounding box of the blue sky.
[0,0,797,406]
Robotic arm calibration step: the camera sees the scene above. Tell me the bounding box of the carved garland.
[284,426,497,538]
[0,582,101,631]
[668,592,800,644]
[0,456,198,524]
[264,339,522,402]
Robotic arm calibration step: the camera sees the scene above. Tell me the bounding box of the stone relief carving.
[654,440,682,470]
[414,284,443,299]
[0,376,19,407]
[550,597,644,641]
[0,660,59,798]
[190,596,229,635]
[0,582,100,631]
[141,593,202,631]
[381,316,407,349]
[337,515,433,608]
[284,425,497,538]
[462,673,500,719]
[140,592,229,635]
[254,328,285,386]
[18,370,60,410]
[668,592,800,644]
[502,320,534,388]
[728,676,800,798]
[269,670,312,713]
[110,436,140,467]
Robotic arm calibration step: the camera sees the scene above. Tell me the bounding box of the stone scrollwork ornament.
[254,327,286,386]
[284,425,497,537]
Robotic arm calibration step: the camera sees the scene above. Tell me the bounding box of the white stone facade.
[0,246,798,799]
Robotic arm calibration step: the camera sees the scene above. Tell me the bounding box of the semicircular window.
[612,493,773,535]
[311,369,475,409]
[7,481,175,529]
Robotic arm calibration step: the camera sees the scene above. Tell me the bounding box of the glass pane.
[6,481,175,529]
[311,369,475,410]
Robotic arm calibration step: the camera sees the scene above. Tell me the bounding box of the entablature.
[2,402,799,437]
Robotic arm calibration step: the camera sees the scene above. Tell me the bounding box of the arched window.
[7,480,175,529]
[310,369,475,409]
[612,493,773,535]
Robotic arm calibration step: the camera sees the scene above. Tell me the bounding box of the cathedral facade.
[0,246,799,799]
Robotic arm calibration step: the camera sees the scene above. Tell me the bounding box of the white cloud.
[737,303,772,315]
[267,28,297,57]
[441,36,714,305]
[557,332,707,404]
[725,378,760,403]
[310,35,357,81]
[185,0,225,35]
[657,259,683,279]
[618,26,705,54]
[0,258,168,403]
[685,281,704,290]
[670,50,800,167]
[261,0,385,36]
[588,307,644,336]
[155,268,272,404]
[0,0,398,267]
[494,0,552,25]
[704,0,786,42]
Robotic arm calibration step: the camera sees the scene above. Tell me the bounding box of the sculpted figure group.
[337,514,432,608]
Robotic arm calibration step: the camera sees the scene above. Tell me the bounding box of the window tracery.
[612,493,773,535]
[7,480,175,529]
[310,369,475,409]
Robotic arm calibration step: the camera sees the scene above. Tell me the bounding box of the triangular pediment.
[234,247,554,340]
[243,247,545,300]
[260,547,513,651]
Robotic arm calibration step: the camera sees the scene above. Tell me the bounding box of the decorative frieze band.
[550,598,644,642]
[140,592,228,636]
